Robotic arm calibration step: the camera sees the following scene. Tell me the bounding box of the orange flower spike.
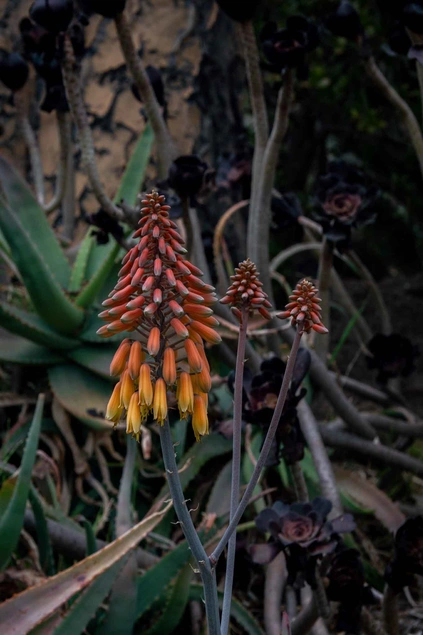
[120,369,135,409]
[278,279,328,334]
[192,395,209,441]
[153,378,168,424]
[163,347,177,385]
[139,363,154,406]
[109,339,131,376]
[147,326,161,356]
[106,381,123,422]
[128,341,143,380]
[127,392,141,437]
[220,258,272,322]
[178,371,194,418]
[184,339,203,373]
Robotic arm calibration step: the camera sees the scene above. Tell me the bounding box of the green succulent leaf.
[0,394,44,570]
[143,563,193,635]
[79,309,124,344]
[0,157,71,287]
[0,197,84,335]
[66,344,116,381]
[0,302,79,351]
[102,556,138,635]
[29,490,55,576]
[48,364,114,430]
[68,229,95,294]
[0,335,64,364]
[114,122,153,206]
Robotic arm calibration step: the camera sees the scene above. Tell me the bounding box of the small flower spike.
[98,191,221,441]
[278,279,328,334]
[220,258,272,322]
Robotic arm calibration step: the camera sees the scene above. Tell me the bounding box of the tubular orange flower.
[106,381,123,422]
[98,191,220,440]
[278,279,328,334]
[192,395,208,442]
[127,391,141,437]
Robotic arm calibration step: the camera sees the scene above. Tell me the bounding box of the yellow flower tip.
[120,369,135,409]
[147,326,161,357]
[128,341,143,380]
[153,378,168,425]
[106,381,123,421]
[127,391,141,435]
[110,338,131,376]
[139,363,154,406]
[177,371,194,418]
[184,339,203,373]
[192,394,209,442]
[163,347,177,385]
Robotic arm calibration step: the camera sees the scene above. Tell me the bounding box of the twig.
[114,11,175,179]
[319,426,423,477]
[364,56,423,179]
[221,307,248,635]
[332,372,390,405]
[210,327,304,566]
[382,585,400,635]
[297,401,343,515]
[264,552,288,635]
[213,199,249,297]
[44,111,70,214]
[315,237,333,361]
[159,420,220,635]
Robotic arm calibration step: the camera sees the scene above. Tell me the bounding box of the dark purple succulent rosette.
[87,209,124,246]
[251,498,355,588]
[271,193,303,231]
[167,155,210,200]
[326,1,364,41]
[366,333,419,384]
[260,16,319,79]
[215,0,259,23]
[30,0,74,35]
[0,50,29,92]
[385,516,423,593]
[313,160,378,247]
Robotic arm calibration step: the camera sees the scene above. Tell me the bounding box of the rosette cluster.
[278,279,328,334]
[220,258,272,322]
[97,191,221,441]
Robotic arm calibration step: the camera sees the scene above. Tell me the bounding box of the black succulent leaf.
[78,0,126,19]
[261,17,319,78]
[313,160,378,246]
[87,209,124,245]
[366,333,419,384]
[0,50,29,92]
[271,193,303,231]
[252,498,355,588]
[30,0,74,34]
[385,516,423,593]
[388,23,412,55]
[403,2,423,33]
[167,155,209,199]
[215,0,259,23]
[326,1,363,40]
[131,65,168,120]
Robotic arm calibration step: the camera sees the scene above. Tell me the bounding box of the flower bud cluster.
[220,258,272,322]
[278,279,328,334]
[98,191,221,441]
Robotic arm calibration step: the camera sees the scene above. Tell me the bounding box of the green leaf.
[102,556,138,635]
[82,519,98,556]
[66,344,116,381]
[53,559,127,635]
[0,157,71,287]
[0,335,64,365]
[75,242,121,309]
[68,230,95,293]
[0,197,84,335]
[189,585,265,635]
[329,300,367,365]
[144,563,193,635]
[0,394,44,569]
[115,123,154,206]
[48,364,114,430]
[0,302,79,351]
[0,502,172,634]
[29,490,55,576]
[136,540,192,618]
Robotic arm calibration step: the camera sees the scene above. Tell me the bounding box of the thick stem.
[364,56,423,179]
[44,111,70,215]
[315,238,333,362]
[297,401,342,515]
[61,115,75,241]
[114,11,175,179]
[19,115,45,206]
[290,462,309,502]
[264,552,288,635]
[220,307,248,635]
[210,328,303,566]
[291,596,319,635]
[159,420,220,635]
[382,585,399,635]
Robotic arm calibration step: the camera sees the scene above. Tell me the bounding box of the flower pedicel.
[98,191,221,441]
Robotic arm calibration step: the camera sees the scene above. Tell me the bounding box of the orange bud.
[139,363,154,406]
[106,381,123,421]
[96,324,115,337]
[127,391,141,436]
[192,395,209,442]
[107,305,128,318]
[128,341,142,380]
[184,339,203,373]
[153,378,168,424]
[196,365,212,393]
[120,369,135,408]
[163,347,177,385]
[177,372,194,418]
[109,338,131,376]
[147,327,161,356]
[121,308,143,324]
[170,318,189,339]
[182,304,213,317]
[189,320,222,345]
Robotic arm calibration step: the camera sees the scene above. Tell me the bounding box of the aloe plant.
[0,124,153,430]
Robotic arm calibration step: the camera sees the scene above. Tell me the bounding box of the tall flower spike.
[220,258,272,322]
[278,279,328,334]
[98,191,221,441]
